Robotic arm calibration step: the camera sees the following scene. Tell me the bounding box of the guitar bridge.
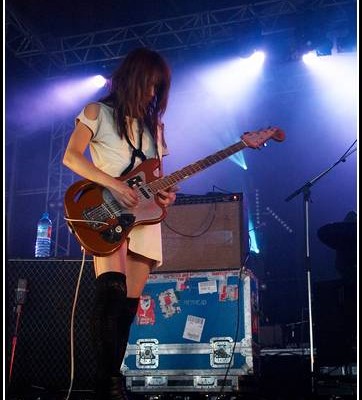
[83,211,107,229]
[83,202,113,229]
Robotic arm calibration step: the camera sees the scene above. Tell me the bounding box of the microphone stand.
[284,142,356,393]
[9,279,28,385]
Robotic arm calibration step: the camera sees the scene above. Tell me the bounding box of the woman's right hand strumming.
[107,179,139,209]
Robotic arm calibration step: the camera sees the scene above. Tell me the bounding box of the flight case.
[123,269,259,393]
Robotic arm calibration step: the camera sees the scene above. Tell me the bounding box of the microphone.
[15,278,28,306]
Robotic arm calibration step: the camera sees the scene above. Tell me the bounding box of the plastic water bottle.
[35,212,52,258]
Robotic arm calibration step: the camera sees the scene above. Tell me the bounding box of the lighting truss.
[6,0,355,77]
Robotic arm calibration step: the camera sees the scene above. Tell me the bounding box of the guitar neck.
[149,139,248,193]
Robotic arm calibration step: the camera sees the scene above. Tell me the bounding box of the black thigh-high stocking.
[90,271,139,399]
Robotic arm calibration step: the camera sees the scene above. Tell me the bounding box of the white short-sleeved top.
[75,102,168,267]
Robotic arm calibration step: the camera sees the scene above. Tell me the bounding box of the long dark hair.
[100,47,171,142]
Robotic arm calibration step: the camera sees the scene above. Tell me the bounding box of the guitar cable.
[64,246,87,400]
[216,253,250,400]
[216,228,253,398]
[162,202,217,238]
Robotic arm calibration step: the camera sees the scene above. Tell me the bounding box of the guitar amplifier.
[6,259,96,394]
[159,192,249,272]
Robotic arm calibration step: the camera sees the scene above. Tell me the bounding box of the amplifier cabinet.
[6,259,96,393]
[160,193,249,272]
[124,268,260,393]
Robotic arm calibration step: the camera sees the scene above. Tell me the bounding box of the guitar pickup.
[139,187,151,199]
[127,176,143,187]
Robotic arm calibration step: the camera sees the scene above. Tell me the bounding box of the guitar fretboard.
[149,139,247,193]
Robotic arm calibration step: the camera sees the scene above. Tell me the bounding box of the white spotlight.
[239,50,266,73]
[302,51,319,65]
[92,75,107,88]
[250,51,266,65]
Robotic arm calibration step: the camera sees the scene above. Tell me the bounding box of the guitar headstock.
[241,127,285,149]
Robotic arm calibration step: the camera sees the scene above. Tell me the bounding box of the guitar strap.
[121,120,147,176]
[121,119,162,177]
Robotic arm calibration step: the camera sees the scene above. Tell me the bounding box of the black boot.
[90,272,139,400]
[95,374,129,400]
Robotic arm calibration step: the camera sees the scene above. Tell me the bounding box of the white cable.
[217,254,250,399]
[64,248,87,400]
[64,216,110,226]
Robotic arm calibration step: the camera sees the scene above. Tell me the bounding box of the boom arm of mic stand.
[285,145,356,203]
[284,182,312,202]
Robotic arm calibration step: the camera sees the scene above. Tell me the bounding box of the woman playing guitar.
[63,47,177,400]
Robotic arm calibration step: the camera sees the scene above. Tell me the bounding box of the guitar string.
[149,141,249,193]
[68,137,251,217]
[63,138,251,222]
[64,160,222,226]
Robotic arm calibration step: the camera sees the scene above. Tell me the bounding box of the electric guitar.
[64,127,285,256]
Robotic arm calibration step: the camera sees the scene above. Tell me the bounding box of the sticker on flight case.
[219,283,239,301]
[183,315,205,342]
[136,294,156,325]
[158,288,181,318]
[198,279,217,294]
[176,278,189,291]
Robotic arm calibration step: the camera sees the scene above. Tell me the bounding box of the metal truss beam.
[5,5,64,76]
[45,120,77,257]
[6,0,355,76]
